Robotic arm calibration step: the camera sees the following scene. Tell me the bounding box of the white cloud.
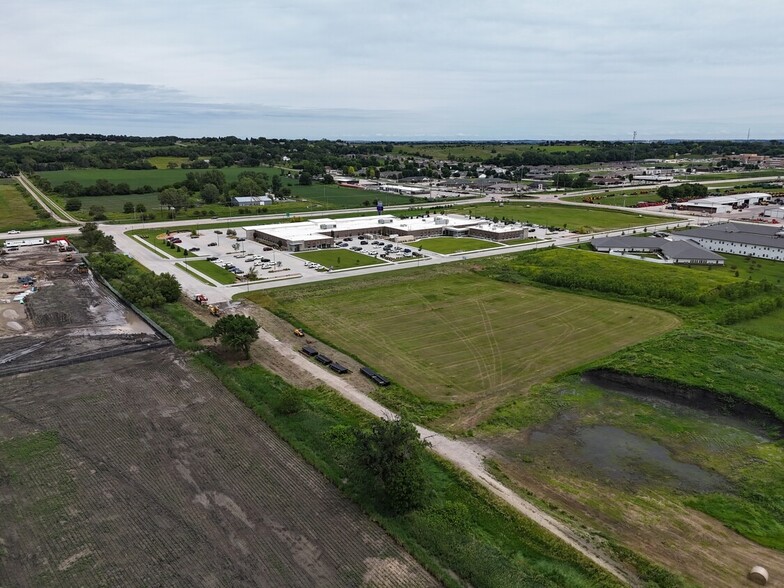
[2,0,783,138]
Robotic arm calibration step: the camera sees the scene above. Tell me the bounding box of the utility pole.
[631,130,637,163]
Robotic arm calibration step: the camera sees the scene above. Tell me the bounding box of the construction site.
[0,244,166,376]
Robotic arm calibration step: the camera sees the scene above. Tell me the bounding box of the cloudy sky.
[2,1,783,139]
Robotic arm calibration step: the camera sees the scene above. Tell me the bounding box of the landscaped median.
[293,249,385,270]
[182,259,237,284]
[411,236,502,254]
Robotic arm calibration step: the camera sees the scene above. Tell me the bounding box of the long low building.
[674,221,784,261]
[244,214,528,252]
[674,193,770,214]
[591,235,724,265]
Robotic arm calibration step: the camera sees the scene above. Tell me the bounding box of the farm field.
[255,269,679,430]
[412,236,502,254]
[0,348,438,587]
[294,249,385,269]
[183,259,238,284]
[455,202,670,232]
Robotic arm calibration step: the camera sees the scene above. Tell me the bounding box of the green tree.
[354,417,429,513]
[271,174,283,195]
[88,205,107,221]
[135,203,147,214]
[159,187,189,211]
[298,172,312,186]
[322,173,335,184]
[65,198,82,211]
[200,183,220,203]
[211,314,259,358]
[123,201,135,214]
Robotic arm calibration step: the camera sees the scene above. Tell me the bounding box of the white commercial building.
[675,222,784,261]
[675,193,770,214]
[243,214,529,252]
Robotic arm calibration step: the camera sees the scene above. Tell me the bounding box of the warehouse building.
[231,195,273,207]
[674,193,770,214]
[674,222,784,261]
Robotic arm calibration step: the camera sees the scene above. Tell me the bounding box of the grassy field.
[412,237,502,254]
[293,249,385,269]
[733,307,784,342]
[249,269,679,430]
[0,180,40,231]
[147,156,190,169]
[676,169,784,181]
[392,143,591,161]
[183,259,237,284]
[562,190,663,207]
[456,202,670,232]
[0,180,62,232]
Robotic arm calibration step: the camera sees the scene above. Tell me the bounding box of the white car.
[7,230,20,234]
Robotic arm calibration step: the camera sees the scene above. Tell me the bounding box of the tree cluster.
[211,314,259,358]
[72,222,116,253]
[353,417,429,514]
[89,251,181,308]
[656,183,709,203]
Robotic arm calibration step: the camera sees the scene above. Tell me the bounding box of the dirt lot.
[0,348,438,587]
[0,246,163,375]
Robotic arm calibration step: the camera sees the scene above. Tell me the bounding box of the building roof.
[244,214,527,243]
[592,236,724,261]
[678,222,784,249]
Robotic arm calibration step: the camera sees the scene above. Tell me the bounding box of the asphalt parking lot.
[163,230,429,278]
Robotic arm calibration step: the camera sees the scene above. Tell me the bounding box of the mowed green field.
[0,180,39,231]
[262,271,680,429]
[294,249,385,269]
[412,236,502,254]
[457,203,670,231]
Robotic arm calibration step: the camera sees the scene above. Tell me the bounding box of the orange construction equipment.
[293,328,305,337]
[208,305,222,317]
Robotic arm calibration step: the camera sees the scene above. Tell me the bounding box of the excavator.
[208,305,222,317]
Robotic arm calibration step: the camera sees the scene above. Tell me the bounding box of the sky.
[2,0,783,140]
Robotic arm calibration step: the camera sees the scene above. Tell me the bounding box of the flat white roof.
[688,193,770,206]
[244,214,526,243]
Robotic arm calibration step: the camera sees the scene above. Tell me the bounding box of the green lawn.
[685,252,784,284]
[733,307,784,343]
[183,260,238,284]
[0,180,62,232]
[147,156,190,169]
[251,270,679,430]
[289,183,414,207]
[456,203,670,232]
[294,249,385,269]
[412,236,502,254]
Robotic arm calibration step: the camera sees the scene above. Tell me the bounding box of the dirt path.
[233,302,638,586]
[16,173,80,225]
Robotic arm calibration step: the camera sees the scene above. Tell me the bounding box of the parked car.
[189,247,200,252]
[206,256,218,261]
[7,230,20,234]
[360,240,368,245]
[262,246,273,251]
[208,242,217,246]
